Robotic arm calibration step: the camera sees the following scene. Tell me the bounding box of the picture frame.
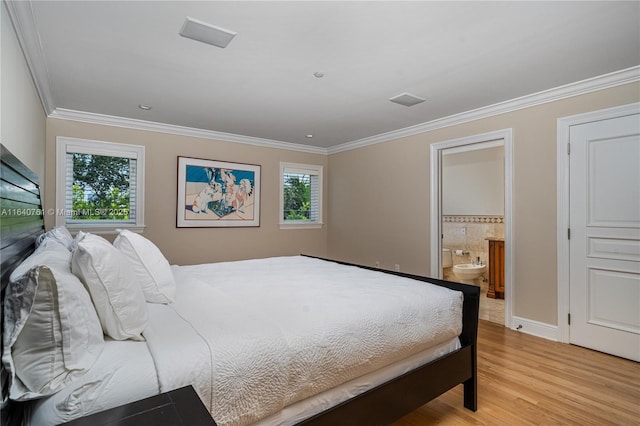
[177,156,260,227]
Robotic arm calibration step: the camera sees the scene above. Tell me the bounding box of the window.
[56,137,145,233]
[280,162,323,229]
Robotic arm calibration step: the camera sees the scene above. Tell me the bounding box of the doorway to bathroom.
[430,129,513,328]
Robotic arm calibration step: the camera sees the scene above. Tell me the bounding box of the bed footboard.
[300,255,480,423]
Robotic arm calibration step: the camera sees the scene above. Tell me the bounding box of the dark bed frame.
[0,143,479,425]
[298,255,479,425]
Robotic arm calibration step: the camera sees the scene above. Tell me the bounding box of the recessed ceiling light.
[313,71,325,78]
[179,16,237,48]
[389,92,426,107]
[138,104,152,110]
[306,134,314,138]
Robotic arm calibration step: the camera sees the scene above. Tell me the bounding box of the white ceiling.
[8,1,640,150]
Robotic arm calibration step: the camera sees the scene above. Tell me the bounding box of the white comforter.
[143,256,463,426]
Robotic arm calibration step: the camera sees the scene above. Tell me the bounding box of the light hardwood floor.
[392,320,640,425]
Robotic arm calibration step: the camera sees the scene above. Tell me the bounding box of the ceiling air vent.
[389,92,426,107]
[179,17,237,48]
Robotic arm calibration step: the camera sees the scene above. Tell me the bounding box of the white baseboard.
[510,316,559,341]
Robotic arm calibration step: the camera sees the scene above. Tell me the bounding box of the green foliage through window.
[283,174,311,221]
[71,153,132,220]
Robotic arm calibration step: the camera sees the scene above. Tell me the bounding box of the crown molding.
[44,67,640,157]
[5,0,55,115]
[49,109,329,155]
[327,66,640,154]
[49,64,639,156]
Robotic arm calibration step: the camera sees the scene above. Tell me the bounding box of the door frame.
[556,102,640,344]
[430,128,513,329]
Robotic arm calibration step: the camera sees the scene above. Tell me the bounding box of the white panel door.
[569,113,640,361]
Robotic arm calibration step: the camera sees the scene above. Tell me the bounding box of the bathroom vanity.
[486,238,505,299]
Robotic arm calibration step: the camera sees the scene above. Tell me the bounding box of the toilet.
[442,248,453,268]
[442,248,453,280]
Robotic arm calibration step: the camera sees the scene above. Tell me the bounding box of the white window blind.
[128,158,137,222]
[309,173,319,222]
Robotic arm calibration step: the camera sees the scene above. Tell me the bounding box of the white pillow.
[2,240,104,401]
[35,226,75,251]
[72,233,148,341]
[10,238,71,281]
[113,230,176,304]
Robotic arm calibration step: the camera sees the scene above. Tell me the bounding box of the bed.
[0,143,479,425]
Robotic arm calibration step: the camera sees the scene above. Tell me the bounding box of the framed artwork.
[177,156,260,227]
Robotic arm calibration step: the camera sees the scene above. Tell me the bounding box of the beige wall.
[327,82,640,326]
[44,119,328,265]
[443,146,504,216]
[1,2,46,184]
